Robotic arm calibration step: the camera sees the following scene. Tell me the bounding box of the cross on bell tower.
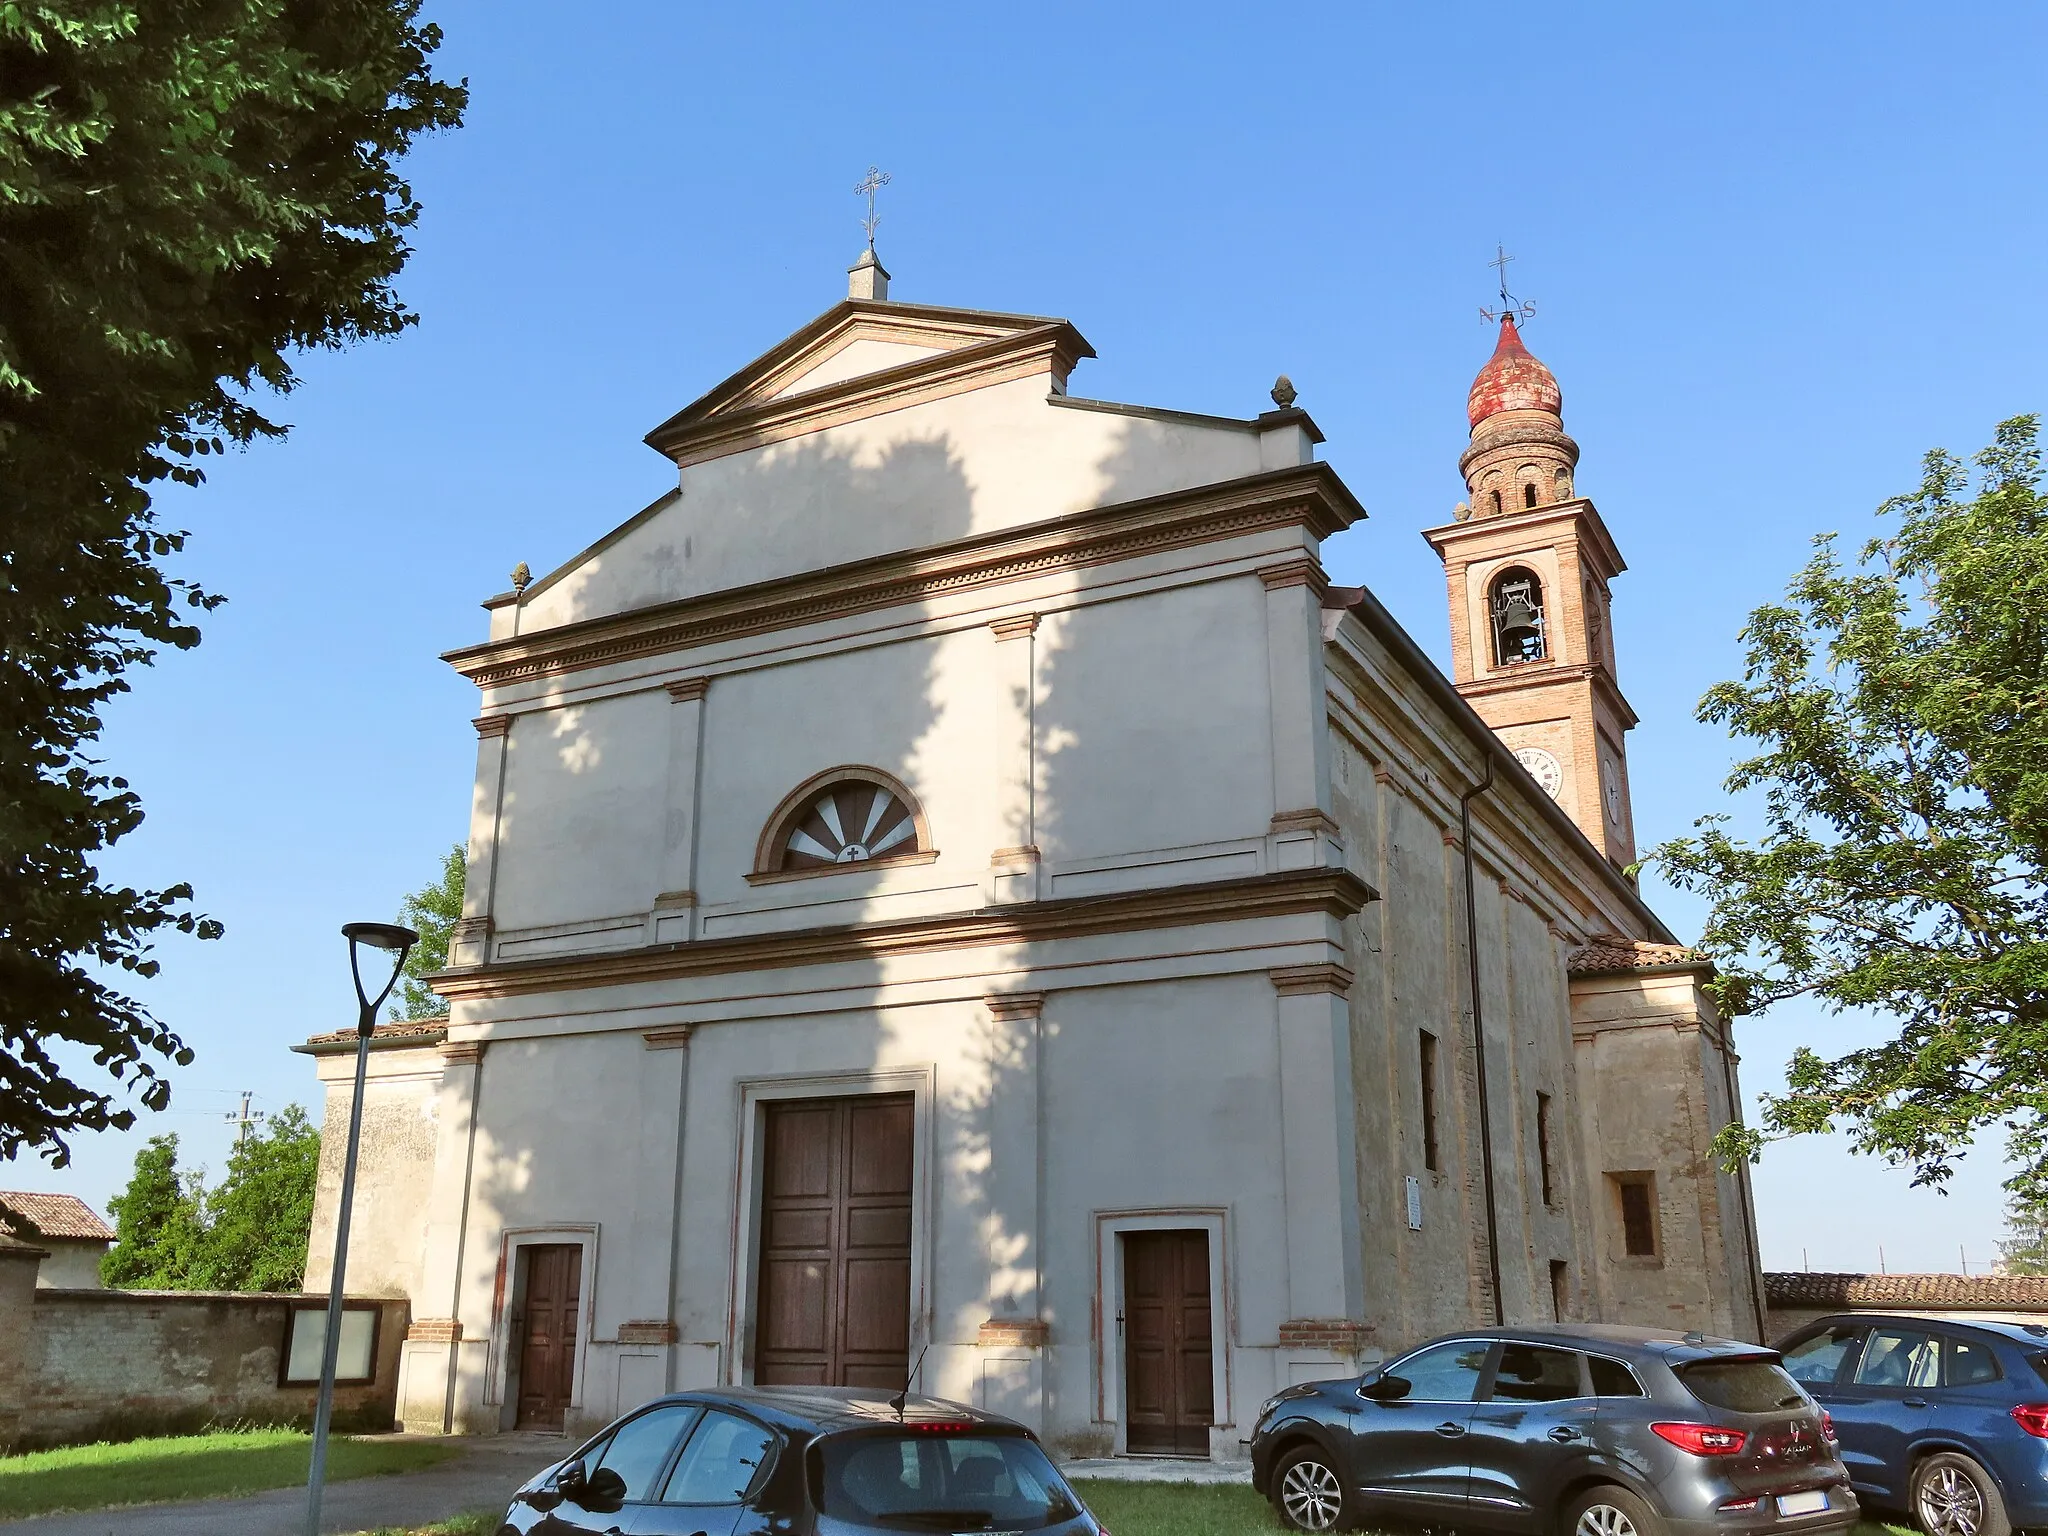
[1422,272,1639,869]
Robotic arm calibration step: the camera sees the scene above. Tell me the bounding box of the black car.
[1249,1324,1859,1536]
[498,1385,1105,1535]
[1777,1312,2048,1536]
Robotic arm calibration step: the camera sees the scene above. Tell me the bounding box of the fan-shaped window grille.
[759,769,929,875]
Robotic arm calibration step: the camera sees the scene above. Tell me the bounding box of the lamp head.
[342,922,418,952]
[341,922,420,1028]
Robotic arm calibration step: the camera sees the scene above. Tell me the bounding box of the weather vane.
[1479,243,1537,325]
[855,165,891,251]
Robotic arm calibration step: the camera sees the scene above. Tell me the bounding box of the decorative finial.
[1271,375,1298,409]
[1453,501,1472,522]
[1479,243,1537,326]
[854,165,891,252]
[510,561,531,593]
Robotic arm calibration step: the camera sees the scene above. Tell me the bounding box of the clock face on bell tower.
[1422,312,1639,869]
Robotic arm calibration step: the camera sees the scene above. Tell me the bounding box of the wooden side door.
[755,1094,913,1388]
[1123,1229,1213,1455]
[514,1242,582,1430]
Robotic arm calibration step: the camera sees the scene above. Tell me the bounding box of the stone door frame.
[489,1223,600,1431]
[1094,1207,1232,1454]
[725,1065,936,1388]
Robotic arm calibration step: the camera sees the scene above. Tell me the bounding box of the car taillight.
[1721,1497,1761,1512]
[1821,1410,1838,1444]
[2011,1404,2048,1438]
[1652,1422,1749,1455]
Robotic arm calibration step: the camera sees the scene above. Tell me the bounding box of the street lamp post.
[305,922,417,1536]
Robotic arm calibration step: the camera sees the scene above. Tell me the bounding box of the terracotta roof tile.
[300,1016,451,1048]
[1765,1272,2048,1310]
[1569,934,1706,976]
[0,1191,115,1242]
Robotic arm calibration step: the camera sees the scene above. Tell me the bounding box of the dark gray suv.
[1249,1324,1859,1536]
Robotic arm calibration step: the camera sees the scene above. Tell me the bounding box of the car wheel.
[1914,1452,2011,1536]
[1565,1484,1666,1536]
[1271,1445,1348,1532]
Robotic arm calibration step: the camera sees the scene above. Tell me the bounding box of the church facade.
[298,258,1764,1454]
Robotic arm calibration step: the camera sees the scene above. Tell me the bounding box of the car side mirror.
[1360,1373,1412,1402]
[529,1456,584,1512]
[577,1465,628,1512]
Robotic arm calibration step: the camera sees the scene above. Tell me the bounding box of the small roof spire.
[849,165,894,301]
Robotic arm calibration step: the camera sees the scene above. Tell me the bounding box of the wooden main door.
[513,1243,581,1430]
[1123,1229,1213,1455]
[755,1094,914,1388]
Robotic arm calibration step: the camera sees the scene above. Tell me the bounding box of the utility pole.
[224,1092,267,1146]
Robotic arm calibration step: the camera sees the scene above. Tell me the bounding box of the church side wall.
[303,1043,442,1300]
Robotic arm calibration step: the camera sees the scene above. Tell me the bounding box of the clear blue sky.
[10,1,2043,1277]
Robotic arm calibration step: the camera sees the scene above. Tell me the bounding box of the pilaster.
[1260,560,1336,867]
[980,991,1045,1428]
[989,616,1040,904]
[401,1038,486,1433]
[1268,964,1365,1327]
[457,715,512,965]
[654,678,710,941]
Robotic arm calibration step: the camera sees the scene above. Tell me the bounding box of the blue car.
[1775,1313,2048,1536]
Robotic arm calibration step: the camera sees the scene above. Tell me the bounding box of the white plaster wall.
[520,377,1265,630]
[32,1243,106,1289]
[693,631,1000,909]
[1038,976,1289,1452]
[1034,582,1273,863]
[491,692,671,934]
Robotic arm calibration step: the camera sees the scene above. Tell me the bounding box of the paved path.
[0,1435,566,1536]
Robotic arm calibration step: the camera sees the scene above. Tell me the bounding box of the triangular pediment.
[643,299,1094,466]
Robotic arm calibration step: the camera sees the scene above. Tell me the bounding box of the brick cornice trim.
[977,1318,1049,1348]
[438,1040,485,1065]
[989,613,1039,641]
[1270,808,1340,837]
[984,991,1046,1022]
[1278,1317,1374,1351]
[1258,557,1330,594]
[664,677,711,702]
[1269,962,1356,998]
[643,1025,695,1050]
[472,714,512,739]
[443,465,1363,691]
[407,1318,462,1343]
[990,844,1041,866]
[616,1319,679,1345]
[430,866,1379,1002]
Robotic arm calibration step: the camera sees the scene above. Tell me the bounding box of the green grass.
[1070,1481,1920,1536]
[0,1428,458,1520]
[342,1513,500,1536]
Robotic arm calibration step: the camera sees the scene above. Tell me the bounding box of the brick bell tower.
[1423,311,1638,868]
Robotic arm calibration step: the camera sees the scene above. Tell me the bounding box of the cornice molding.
[1258,557,1329,594]
[437,1040,485,1065]
[642,1026,695,1051]
[428,865,1378,1002]
[443,464,1363,692]
[984,991,1047,1022]
[989,612,1040,641]
[1420,498,1628,581]
[1270,808,1340,838]
[472,714,512,739]
[664,677,710,703]
[648,321,1093,468]
[1269,962,1356,998]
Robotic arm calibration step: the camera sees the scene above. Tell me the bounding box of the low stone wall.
[0,1247,407,1452]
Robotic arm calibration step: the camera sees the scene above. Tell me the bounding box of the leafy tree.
[99,1132,205,1287]
[393,844,464,1019]
[197,1104,320,1291]
[0,3,466,1165]
[2000,1197,2048,1276]
[1650,418,2048,1198]
[99,1108,321,1290]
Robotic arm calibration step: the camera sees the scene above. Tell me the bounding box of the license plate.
[1777,1491,1828,1516]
